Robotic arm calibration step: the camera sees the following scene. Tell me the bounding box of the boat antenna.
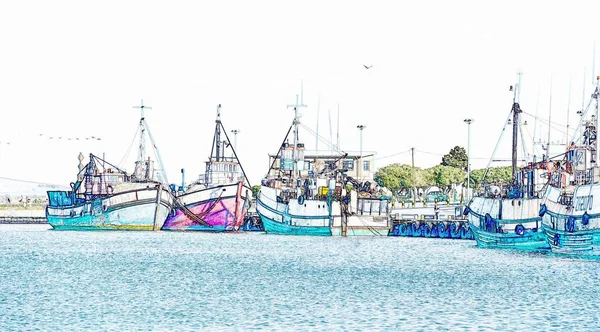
[336,103,340,151]
[316,94,321,152]
[328,108,333,154]
[592,42,596,85]
[531,84,540,162]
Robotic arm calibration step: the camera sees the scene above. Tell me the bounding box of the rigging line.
[414,149,444,156]
[374,150,411,160]
[521,112,569,128]
[118,124,141,168]
[299,123,338,150]
[413,149,488,160]
[522,117,569,136]
[143,121,169,184]
[518,119,529,163]
[572,93,595,143]
[266,125,293,175]
[0,175,64,187]
[219,122,252,188]
[299,124,343,154]
[522,124,544,157]
[482,109,514,184]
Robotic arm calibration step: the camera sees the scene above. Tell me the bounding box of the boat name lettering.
[574,195,593,211]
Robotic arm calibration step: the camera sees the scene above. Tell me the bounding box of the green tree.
[468,166,512,187]
[427,164,465,189]
[374,163,425,193]
[251,185,261,198]
[441,146,468,170]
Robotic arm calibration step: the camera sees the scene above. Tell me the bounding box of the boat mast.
[133,100,151,165]
[286,82,307,179]
[511,73,523,179]
[594,76,599,168]
[547,76,553,161]
[215,104,222,162]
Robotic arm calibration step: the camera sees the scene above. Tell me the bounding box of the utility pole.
[411,147,415,168]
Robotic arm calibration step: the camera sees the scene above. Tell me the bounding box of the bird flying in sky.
[363,65,372,69]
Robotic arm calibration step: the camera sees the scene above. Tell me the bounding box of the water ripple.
[0,225,599,331]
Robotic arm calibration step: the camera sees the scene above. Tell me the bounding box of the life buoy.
[553,233,560,246]
[566,216,576,232]
[539,204,547,217]
[484,214,495,232]
[515,224,525,236]
[582,212,591,226]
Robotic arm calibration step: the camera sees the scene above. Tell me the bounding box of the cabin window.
[363,161,370,171]
[343,160,354,170]
[304,161,311,170]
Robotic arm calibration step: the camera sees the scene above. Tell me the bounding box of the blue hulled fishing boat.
[256,88,390,236]
[540,79,600,256]
[46,101,173,230]
[256,91,336,236]
[464,74,550,250]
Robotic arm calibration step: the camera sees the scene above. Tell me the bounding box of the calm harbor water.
[0,225,599,331]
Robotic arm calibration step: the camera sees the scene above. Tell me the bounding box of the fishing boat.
[256,89,390,236]
[540,79,600,256]
[46,102,173,230]
[464,74,550,250]
[161,105,251,232]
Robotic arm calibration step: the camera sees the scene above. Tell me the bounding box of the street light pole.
[230,129,240,153]
[463,119,474,200]
[357,125,366,181]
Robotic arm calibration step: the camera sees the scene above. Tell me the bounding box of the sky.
[1,0,600,191]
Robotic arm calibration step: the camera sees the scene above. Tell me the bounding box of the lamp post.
[357,125,366,180]
[463,119,474,200]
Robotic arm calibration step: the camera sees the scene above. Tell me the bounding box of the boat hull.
[46,187,172,231]
[256,187,332,236]
[260,214,331,236]
[162,182,248,232]
[541,185,600,256]
[465,197,549,250]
